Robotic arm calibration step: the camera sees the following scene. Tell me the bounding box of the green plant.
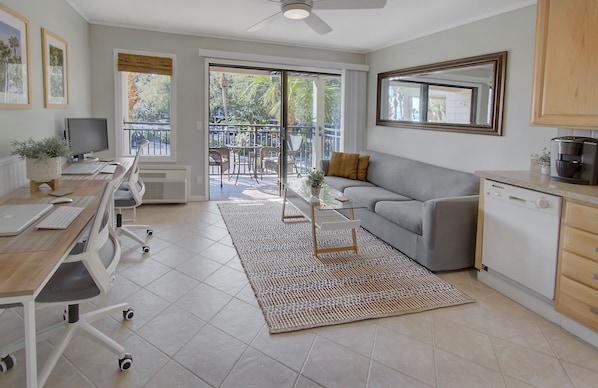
[531,147,551,166]
[11,137,71,161]
[306,169,325,188]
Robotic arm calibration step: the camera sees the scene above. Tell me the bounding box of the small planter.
[541,164,550,175]
[310,186,321,198]
[26,157,62,191]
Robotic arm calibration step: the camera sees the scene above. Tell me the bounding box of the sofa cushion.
[343,186,411,211]
[357,155,369,181]
[327,151,359,179]
[325,176,374,192]
[375,200,423,235]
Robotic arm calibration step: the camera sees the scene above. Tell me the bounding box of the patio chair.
[209,147,231,187]
[287,134,303,176]
[260,146,280,178]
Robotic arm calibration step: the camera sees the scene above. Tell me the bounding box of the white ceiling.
[66,0,536,53]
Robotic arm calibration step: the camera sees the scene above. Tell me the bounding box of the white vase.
[26,157,62,182]
[310,186,321,198]
[541,164,551,176]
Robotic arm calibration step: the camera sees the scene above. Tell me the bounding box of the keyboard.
[62,162,102,175]
[36,206,85,230]
[100,164,117,174]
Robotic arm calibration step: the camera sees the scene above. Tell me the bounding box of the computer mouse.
[50,197,73,204]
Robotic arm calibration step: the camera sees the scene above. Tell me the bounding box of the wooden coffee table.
[281,178,364,257]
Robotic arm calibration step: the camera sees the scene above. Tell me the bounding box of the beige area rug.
[218,200,474,333]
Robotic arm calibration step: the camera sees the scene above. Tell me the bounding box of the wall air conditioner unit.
[139,165,189,204]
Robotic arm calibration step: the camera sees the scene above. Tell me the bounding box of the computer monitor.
[64,118,109,161]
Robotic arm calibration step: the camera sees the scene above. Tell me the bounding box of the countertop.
[474,170,598,205]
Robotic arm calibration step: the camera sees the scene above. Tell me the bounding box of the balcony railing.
[123,121,341,176]
[209,123,342,176]
[123,121,171,156]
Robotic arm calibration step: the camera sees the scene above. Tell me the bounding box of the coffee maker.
[550,136,598,185]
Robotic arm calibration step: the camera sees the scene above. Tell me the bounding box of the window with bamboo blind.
[116,52,175,161]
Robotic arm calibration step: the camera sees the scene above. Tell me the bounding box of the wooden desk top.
[0,164,127,299]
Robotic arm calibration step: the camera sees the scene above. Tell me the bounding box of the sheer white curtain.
[341,69,367,153]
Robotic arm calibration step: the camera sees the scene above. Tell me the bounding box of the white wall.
[0,0,91,158]
[89,25,367,198]
[366,5,558,173]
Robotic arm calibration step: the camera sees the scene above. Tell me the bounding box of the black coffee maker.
[550,136,598,185]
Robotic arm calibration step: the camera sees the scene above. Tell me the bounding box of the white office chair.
[0,166,134,387]
[114,139,153,253]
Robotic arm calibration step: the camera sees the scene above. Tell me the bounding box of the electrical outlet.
[196,121,203,132]
[196,175,203,185]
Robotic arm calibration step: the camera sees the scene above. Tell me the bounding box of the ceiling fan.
[248,0,387,35]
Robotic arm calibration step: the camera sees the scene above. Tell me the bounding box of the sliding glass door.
[208,65,341,200]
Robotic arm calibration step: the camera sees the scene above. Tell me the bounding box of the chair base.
[116,212,152,253]
[0,303,133,387]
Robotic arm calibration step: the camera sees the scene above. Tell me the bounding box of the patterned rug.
[218,200,474,333]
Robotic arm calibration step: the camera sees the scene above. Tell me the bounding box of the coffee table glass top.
[281,178,365,211]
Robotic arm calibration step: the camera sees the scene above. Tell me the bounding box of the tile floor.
[1,200,598,387]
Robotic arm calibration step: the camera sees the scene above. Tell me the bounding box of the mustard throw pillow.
[357,155,369,182]
[327,151,359,180]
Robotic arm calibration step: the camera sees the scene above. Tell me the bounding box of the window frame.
[114,49,177,162]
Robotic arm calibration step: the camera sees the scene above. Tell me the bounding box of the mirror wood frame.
[376,51,507,135]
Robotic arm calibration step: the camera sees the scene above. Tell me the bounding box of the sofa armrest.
[423,195,479,235]
[422,195,479,260]
[320,159,330,175]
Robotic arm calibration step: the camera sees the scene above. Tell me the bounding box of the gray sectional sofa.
[321,150,480,272]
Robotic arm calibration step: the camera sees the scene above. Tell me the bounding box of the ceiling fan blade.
[313,0,387,10]
[248,12,282,32]
[303,12,332,35]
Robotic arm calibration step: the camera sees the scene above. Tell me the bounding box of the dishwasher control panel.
[485,180,561,215]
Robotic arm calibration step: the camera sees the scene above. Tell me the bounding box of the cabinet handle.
[592,307,598,316]
[594,274,598,280]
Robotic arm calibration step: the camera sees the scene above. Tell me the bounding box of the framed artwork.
[0,4,31,108]
[42,28,68,108]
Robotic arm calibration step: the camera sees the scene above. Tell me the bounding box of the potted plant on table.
[11,136,71,190]
[531,147,551,175]
[306,169,325,197]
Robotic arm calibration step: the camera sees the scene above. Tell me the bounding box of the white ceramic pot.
[310,186,321,198]
[541,164,551,175]
[26,157,62,182]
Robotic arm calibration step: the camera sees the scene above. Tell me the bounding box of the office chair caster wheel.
[0,354,16,373]
[142,246,150,253]
[118,353,133,371]
[123,308,135,320]
[146,229,153,236]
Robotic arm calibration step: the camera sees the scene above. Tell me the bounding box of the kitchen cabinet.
[555,199,598,332]
[530,0,598,129]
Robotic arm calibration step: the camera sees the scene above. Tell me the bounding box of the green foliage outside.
[209,71,341,128]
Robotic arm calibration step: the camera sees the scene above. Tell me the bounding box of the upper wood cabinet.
[530,0,598,129]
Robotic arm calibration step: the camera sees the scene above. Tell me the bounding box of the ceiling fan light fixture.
[282,4,310,20]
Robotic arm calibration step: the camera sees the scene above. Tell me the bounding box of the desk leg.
[23,300,38,388]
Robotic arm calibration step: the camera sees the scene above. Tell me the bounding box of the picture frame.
[42,28,68,108]
[0,4,31,108]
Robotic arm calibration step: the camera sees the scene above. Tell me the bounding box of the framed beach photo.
[42,28,68,108]
[0,4,31,108]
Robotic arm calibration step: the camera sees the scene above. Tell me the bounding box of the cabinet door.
[530,0,598,129]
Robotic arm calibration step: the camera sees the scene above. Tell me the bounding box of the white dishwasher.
[481,179,562,300]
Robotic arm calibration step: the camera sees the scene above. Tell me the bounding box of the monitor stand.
[72,154,99,162]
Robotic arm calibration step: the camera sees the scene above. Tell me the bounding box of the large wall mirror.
[376,51,507,135]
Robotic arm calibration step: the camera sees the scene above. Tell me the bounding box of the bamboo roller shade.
[117,53,172,75]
